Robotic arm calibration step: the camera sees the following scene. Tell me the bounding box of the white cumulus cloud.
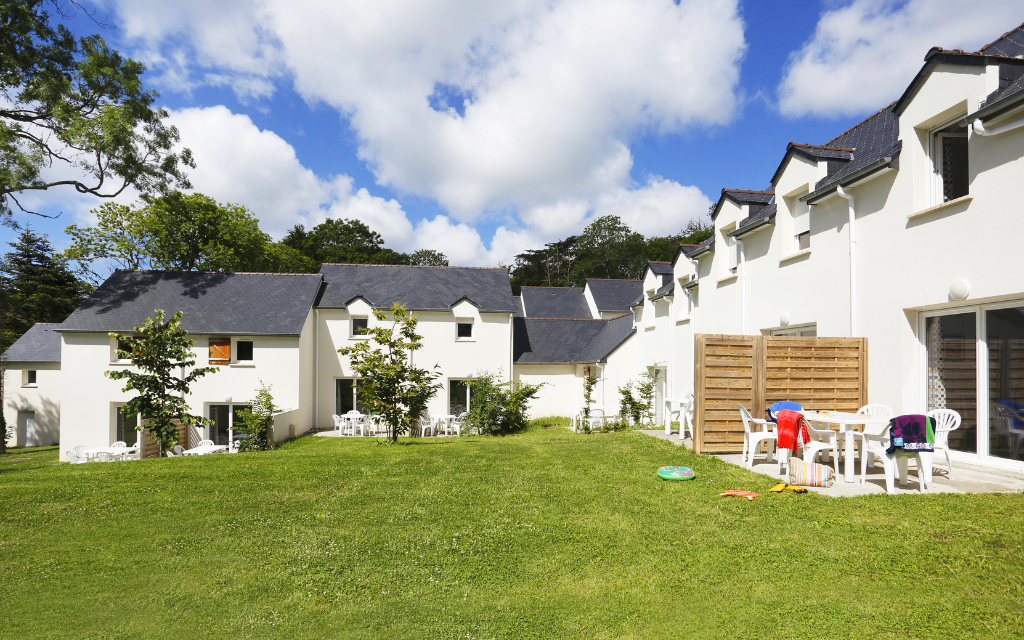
[778,0,1024,118]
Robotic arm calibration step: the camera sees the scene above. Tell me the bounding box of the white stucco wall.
[58,327,310,460]
[514,364,584,418]
[315,305,514,427]
[3,363,61,447]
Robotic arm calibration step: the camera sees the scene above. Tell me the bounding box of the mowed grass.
[1,420,1022,639]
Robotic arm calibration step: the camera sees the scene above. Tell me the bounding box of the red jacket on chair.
[775,409,809,452]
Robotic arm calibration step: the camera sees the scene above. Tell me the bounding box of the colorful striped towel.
[788,457,834,488]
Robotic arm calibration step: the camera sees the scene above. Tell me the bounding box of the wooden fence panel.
[693,334,760,455]
[694,334,867,454]
[141,420,187,458]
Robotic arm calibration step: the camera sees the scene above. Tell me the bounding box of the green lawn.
[1,421,1022,639]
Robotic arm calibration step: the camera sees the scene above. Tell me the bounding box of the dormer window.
[456,321,473,340]
[351,316,369,338]
[930,122,968,205]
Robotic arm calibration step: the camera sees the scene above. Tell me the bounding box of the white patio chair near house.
[332,414,343,434]
[165,449,177,457]
[452,413,467,436]
[96,452,111,462]
[66,450,84,464]
[172,444,185,456]
[852,404,894,471]
[567,406,581,432]
[738,406,779,471]
[198,439,214,447]
[585,407,606,432]
[418,414,434,438]
[802,420,840,477]
[928,408,962,480]
[858,421,930,493]
[111,441,127,461]
[72,445,88,464]
[345,410,364,436]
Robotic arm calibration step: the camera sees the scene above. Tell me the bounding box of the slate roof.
[688,235,715,258]
[585,279,642,313]
[58,271,324,336]
[814,103,902,192]
[512,314,634,364]
[734,202,777,235]
[318,264,516,312]
[650,281,674,301]
[520,287,591,319]
[646,261,673,276]
[711,188,775,220]
[980,22,1024,57]
[513,297,525,318]
[2,323,61,363]
[770,143,854,185]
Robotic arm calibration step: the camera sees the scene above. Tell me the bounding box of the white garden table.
[84,445,139,461]
[431,415,457,436]
[798,411,889,483]
[182,444,228,456]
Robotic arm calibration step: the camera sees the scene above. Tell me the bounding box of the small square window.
[236,340,254,361]
[457,322,473,338]
[797,231,810,251]
[352,317,369,337]
[116,339,132,361]
[26,370,37,385]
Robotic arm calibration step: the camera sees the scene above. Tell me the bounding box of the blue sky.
[5,1,1023,266]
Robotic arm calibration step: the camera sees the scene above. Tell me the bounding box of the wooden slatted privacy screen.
[141,421,187,458]
[693,334,867,454]
[208,338,231,365]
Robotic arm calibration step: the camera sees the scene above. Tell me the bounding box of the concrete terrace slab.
[639,430,1024,497]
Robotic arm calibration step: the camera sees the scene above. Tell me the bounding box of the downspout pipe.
[665,295,673,435]
[973,116,1024,137]
[738,239,747,335]
[836,186,857,336]
[314,308,319,431]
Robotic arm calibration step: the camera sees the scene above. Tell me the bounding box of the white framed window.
[351,316,369,338]
[23,370,37,386]
[112,403,140,446]
[921,300,1024,467]
[929,119,969,206]
[792,199,810,251]
[456,320,474,341]
[770,324,817,337]
[235,339,254,362]
[449,379,474,414]
[335,378,366,414]
[111,336,140,363]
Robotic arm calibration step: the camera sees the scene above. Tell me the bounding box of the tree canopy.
[282,218,447,267]
[509,215,712,293]
[0,0,194,226]
[63,193,320,283]
[0,227,91,350]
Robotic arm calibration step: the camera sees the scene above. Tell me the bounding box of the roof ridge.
[721,188,772,194]
[112,269,321,276]
[647,260,671,264]
[523,317,610,322]
[790,142,856,152]
[520,285,584,290]
[824,100,897,147]
[321,263,508,270]
[585,278,641,282]
[978,20,1024,53]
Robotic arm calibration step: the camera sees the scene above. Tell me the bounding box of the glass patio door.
[985,306,1024,462]
[925,313,978,453]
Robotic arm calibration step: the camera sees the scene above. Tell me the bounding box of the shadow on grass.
[0,445,60,473]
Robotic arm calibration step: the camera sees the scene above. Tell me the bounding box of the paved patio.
[640,430,1024,497]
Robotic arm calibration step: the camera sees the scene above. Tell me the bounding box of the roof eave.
[960,88,1024,127]
[801,152,901,205]
[894,53,1024,115]
[729,214,776,238]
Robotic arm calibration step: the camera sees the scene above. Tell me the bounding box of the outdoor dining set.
[738,402,962,493]
[66,439,234,463]
[331,410,467,437]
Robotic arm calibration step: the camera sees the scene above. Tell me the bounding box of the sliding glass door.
[924,302,1024,465]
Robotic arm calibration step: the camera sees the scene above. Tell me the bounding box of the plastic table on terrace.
[84,445,139,461]
[798,411,889,483]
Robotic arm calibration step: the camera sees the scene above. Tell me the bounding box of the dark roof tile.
[520,287,591,319]
[318,264,516,312]
[58,271,324,336]
[512,315,634,364]
[2,323,61,363]
[584,279,642,312]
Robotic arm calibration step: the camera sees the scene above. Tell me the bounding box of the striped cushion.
[788,458,834,488]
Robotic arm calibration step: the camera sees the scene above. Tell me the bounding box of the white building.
[6,21,1024,473]
[2,324,62,447]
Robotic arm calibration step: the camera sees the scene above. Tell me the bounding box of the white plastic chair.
[802,420,840,476]
[418,414,434,437]
[165,449,177,457]
[111,441,128,461]
[96,452,111,462]
[568,406,581,432]
[198,439,214,447]
[173,444,185,456]
[585,407,606,432]
[859,421,928,493]
[452,413,466,436]
[72,445,88,464]
[332,414,343,434]
[66,450,83,464]
[852,404,894,471]
[928,408,962,480]
[345,410,364,436]
[738,405,779,471]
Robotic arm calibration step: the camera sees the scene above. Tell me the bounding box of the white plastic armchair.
[802,420,839,476]
[72,445,88,464]
[111,441,127,461]
[418,414,434,438]
[927,408,962,480]
[852,404,894,471]
[332,414,343,433]
[858,421,929,493]
[198,439,214,447]
[664,389,694,440]
[66,450,83,464]
[738,405,778,471]
[585,407,606,433]
[173,444,185,456]
[567,406,581,432]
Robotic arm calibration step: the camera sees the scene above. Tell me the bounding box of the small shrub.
[463,372,544,436]
[235,381,279,451]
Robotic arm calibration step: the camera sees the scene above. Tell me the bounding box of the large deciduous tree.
[0,1,194,226]
[105,309,216,452]
[338,303,441,443]
[283,219,447,267]
[0,227,91,350]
